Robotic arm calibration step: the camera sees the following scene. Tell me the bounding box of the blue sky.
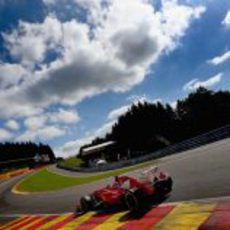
[0,0,229,157]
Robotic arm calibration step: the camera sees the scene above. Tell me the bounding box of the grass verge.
[16,160,158,192]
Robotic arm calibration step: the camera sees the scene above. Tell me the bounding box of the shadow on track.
[84,195,170,221]
[119,195,170,222]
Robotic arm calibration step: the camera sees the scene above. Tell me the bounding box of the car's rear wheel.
[154,177,173,194]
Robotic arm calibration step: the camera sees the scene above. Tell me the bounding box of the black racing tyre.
[124,190,141,212]
[79,196,92,213]
[166,177,173,193]
[74,205,84,217]
[154,177,173,194]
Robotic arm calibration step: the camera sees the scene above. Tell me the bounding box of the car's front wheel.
[76,196,92,215]
[124,190,141,212]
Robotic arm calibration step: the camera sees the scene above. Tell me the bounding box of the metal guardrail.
[58,124,230,172]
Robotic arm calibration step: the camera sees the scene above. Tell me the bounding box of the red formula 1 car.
[75,167,173,215]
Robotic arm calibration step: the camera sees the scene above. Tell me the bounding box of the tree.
[79,87,230,160]
[0,142,56,171]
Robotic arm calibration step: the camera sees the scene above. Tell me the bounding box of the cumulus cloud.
[0,128,13,141]
[24,115,48,130]
[170,101,177,109]
[21,109,79,142]
[16,125,66,142]
[20,108,78,143]
[50,109,80,124]
[127,94,150,103]
[0,63,28,90]
[0,0,206,145]
[128,94,162,104]
[24,109,79,131]
[0,0,206,120]
[5,120,19,131]
[107,105,131,120]
[222,10,230,27]
[183,73,223,91]
[55,135,93,157]
[2,16,63,68]
[94,120,116,137]
[207,50,230,66]
[43,0,56,5]
[55,119,115,157]
[0,96,43,119]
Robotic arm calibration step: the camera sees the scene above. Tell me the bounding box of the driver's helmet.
[114,176,121,187]
[115,176,119,182]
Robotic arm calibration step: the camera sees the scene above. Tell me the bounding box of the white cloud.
[24,115,47,130]
[127,94,162,104]
[43,0,56,5]
[55,119,116,157]
[207,50,230,66]
[14,108,79,143]
[0,1,206,120]
[0,96,43,119]
[16,125,66,142]
[159,1,205,50]
[50,109,80,124]
[108,105,130,120]
[127,94,149,104]
[222,10,230,27]
[0,128,13,141]
[0,63,28,90]
[183,73,223,91]
[35,126,66,140]
[94,120,116,137]
[24,109,80,131]
[2,16,63,68]
[5,120,19,131]
[22,108,79,139]
[55,135,93,157]
[170,101,177,109]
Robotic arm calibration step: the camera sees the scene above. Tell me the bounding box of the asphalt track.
[1,137,230,215]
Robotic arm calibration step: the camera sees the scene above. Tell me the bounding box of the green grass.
[58,157,84,168]
[17,160,158,192]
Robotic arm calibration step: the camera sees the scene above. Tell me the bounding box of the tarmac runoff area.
[1,137,230,228]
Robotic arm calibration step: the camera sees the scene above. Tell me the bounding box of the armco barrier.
[58,124,230,172]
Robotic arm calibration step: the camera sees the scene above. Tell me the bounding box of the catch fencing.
[58,124,230,172]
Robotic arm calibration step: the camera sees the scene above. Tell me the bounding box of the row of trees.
[79,88,230,159]
[0,142,56,171]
